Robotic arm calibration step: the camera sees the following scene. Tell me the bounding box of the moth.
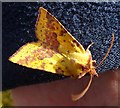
[9,7,114,101]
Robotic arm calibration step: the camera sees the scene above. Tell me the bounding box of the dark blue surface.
[2,2,120,90]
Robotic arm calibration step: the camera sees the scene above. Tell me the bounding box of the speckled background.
[2,2,120,90]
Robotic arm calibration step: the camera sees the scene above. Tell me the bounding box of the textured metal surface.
[2,2,120,90]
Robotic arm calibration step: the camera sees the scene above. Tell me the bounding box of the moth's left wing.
[9,41,71,76]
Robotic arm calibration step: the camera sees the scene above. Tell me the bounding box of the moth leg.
[78,72,86,79]
[72,74,93,101]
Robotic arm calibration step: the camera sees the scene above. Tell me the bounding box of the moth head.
[90,66,98,77]
[78,59,98,78]
[90,60,98,77]
[72,34,114,101]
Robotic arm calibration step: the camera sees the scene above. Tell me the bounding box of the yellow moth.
[9,7,114,101]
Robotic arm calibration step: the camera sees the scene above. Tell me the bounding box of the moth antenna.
[86,42,94,50]
[96,34,114,68]
[72,75,93,101]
